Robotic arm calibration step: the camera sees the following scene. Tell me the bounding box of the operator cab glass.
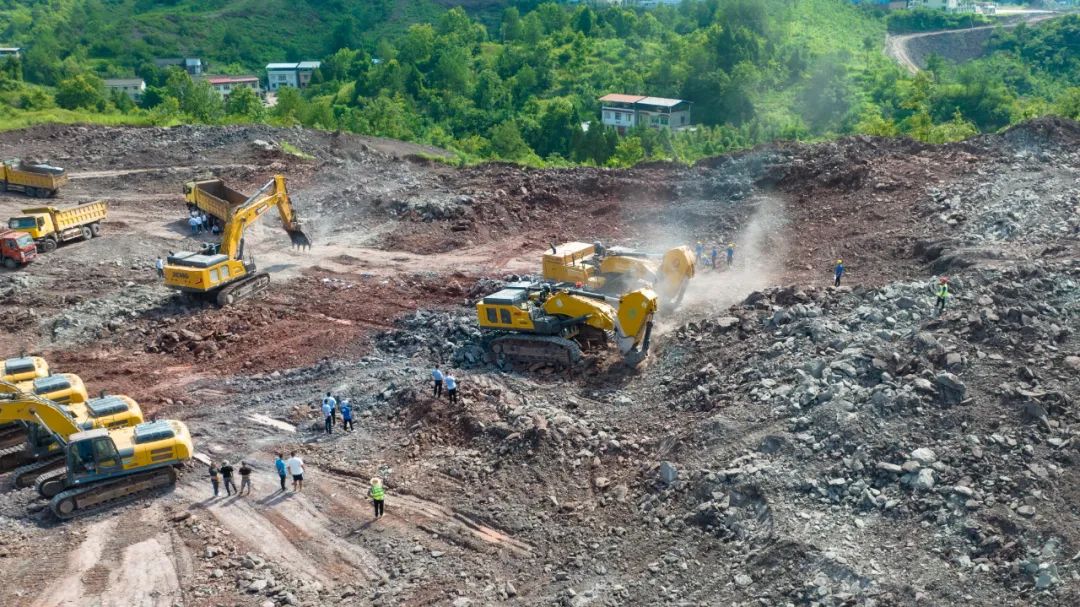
[9,217,37,230]
[68,434,122,478]
[15,234,32,248]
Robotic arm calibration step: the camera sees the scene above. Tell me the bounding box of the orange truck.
[1,160,68,198]
[0,228,37,269]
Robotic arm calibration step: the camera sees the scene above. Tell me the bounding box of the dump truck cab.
[7,213,49,240]
[0,229,37,269]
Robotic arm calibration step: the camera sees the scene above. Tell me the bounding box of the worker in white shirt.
[432,365,444,399]
[444,372,458,404]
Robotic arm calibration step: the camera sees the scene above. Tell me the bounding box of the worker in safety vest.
[935,277,950,314]
[369,477,385,518]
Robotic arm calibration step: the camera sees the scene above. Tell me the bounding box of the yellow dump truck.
[185,178,247,228]
[1,160,68,198]
[7,201,107,253]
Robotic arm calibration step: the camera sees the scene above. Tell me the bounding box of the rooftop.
[104,78,145,86]
[599,94,646,104]
[205,75,259,84]
[599,93,686,107]
[266,63,298,70]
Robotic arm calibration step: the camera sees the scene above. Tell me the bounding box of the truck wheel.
[36,188,49,198]
[81,226,93,241]
[1,180,7,191]
[41,239,57,253]
[24,187,36,197]
[49,189,58,198]
[90,222,101,237]
[2,258,15,270]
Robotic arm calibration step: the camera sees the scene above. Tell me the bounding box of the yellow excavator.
[2,356,49,383]
[0,389,192,519]
[0,356,50,448]
[0,377,145,488]
[163,174,311,306]
[476,281,658,367]
[542,241,696,309]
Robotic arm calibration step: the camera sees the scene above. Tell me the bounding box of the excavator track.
[50,466,178,520]
[215,272,270,306]
[34,466,68,497]
[488,334,584,368]
[0,423,26,450]
[10,455,63,489]
[0,443,34,473]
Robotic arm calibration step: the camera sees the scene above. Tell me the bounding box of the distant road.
[885,12,1062,74]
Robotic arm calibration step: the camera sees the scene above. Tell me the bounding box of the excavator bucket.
[287,227,312,250]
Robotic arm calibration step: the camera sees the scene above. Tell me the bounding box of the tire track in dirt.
[30,508,187,607]
[177,471,387,586]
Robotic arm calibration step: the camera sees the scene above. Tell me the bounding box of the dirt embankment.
[0,118,1077,606]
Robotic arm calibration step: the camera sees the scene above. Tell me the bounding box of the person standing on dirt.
[834,259,845,287]
[444,372,458,404]
[187,214,199,235]
[432,365,444,399]
[200,212,209,233]
[220,460,236,496]
[710,246,718,269]
[322,391,338,430]
[369,477,385,519]
[726,243,735,268]
[274,453,287,492]
[935,277,950,314]
[341,399,354,432]
[209,462,220,497]
[239,461,253,496]
[321,397,334,435]
[287,452,304,492]
[695,241,704,262]
[155,257,165,278]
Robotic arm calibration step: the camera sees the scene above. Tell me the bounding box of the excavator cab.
[66,429,122,479]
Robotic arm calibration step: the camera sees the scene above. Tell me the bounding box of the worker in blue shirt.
[274,453,287,492]
[834,259,845,287]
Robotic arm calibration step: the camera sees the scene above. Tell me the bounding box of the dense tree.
[55,74,104,110]
[225,86,264,120]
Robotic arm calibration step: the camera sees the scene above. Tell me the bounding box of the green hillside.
[0,1,1079,165]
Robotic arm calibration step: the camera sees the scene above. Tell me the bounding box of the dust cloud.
[658,194,789,331]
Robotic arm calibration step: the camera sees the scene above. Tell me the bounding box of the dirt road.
[885,12,1062,73]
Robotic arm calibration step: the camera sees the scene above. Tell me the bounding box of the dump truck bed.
[23,201,108,231]
[2,161,68,190]
[185,179,248,222]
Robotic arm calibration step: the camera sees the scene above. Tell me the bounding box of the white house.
[104,78,146,100]
[0,47,21,59]
[204,75,261,98]
[265,62,321,91]
[598,94,692,134]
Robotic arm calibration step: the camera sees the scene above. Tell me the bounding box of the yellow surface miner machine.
[0,388,192,519]
[542,241,695,309]
[0,356,51,451]
[476,281,658,367]
[163,174,311,306]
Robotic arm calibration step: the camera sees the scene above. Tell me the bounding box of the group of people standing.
[695,242,736,270]
[208,460,254,497]
[430,365,458,403]
[320,392,354,435]
[187,208,221,235]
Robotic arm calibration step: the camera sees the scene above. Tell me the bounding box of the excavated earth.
[0,118,1077,606]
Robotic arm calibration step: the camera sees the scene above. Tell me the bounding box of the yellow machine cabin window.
[221,266,230,279]
[92,438,121,468]
[500,309,512,324]
[209,269,219,284]
[486,308,497,323]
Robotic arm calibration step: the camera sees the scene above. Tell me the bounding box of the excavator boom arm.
[0,381,82,438]
[220,175,310,259]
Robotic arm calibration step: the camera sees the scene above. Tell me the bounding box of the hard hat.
[837,259,842,264]
[729,243,735,247]
[371,477,382,486]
